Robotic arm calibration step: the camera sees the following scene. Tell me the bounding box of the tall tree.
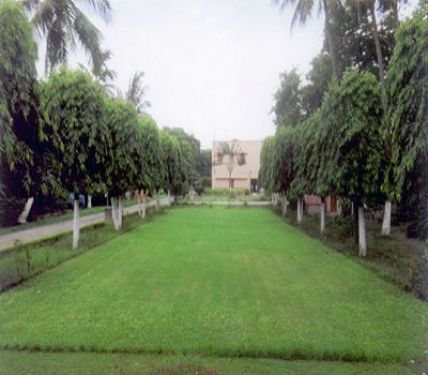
[383,7,428,238]
[274,0,340,81]
[39,68,109,247]
[23,0,111,73]
[272,69,303,128]
[216,141,243,193]
[126,71,151,115]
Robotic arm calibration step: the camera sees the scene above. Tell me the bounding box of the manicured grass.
[0,350,420,375]
[0,207,427,363]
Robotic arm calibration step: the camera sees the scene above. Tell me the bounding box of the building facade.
[211,140,262,192]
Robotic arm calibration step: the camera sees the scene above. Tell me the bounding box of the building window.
[237,152,246,166]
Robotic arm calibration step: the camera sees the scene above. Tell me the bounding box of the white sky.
[35,0,416,149]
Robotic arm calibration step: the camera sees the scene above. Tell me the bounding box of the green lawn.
[0,207,427,369]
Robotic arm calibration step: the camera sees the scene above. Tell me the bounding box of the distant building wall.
[212,140,262,191]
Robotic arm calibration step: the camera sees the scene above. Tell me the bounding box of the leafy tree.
[259,136,275,195]
[319,69,385,255]
[125,71,151,114]
[160,131,183,201]
[138,115,162,214]
[272,69,303,128]
[384,7,428,238]
[39,68,109,247]
[103,97,141,229]
[23,0,111,73]
[216,141,244,193]
[0,0,46,225]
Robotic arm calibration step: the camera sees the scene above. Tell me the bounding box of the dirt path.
[0,199,169,251]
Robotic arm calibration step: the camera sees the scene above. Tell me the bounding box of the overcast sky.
[35,0,415,149]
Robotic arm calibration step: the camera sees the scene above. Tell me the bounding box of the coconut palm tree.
[218,141,244,193]
[273,0,340,82]
[22,0,111,73]
[125,71,151,115]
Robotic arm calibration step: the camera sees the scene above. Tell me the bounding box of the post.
[87,195,92,208]
[381,199,392,236]
[72,198,80,249]
[358,205,367,256]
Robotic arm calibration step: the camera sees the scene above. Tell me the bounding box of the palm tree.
[125,71,151,114]
[22,0,111,73]
[273,0,340,81]
[218,141,243,193]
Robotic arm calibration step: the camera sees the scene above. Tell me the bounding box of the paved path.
[0,199,169,251]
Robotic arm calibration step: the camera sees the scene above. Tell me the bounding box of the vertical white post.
[72,199,80,249]
[358,206,367,256]
[381,200,392,236]
[320,201,326,235]
[297,198,303,224]
[87,195,92,208]
[17,197,34,224]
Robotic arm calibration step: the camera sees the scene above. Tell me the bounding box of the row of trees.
[0,0,203,248]
[260,5,428,255]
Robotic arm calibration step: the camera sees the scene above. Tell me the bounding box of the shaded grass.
[0,350,421,375]
[0,207,427,363]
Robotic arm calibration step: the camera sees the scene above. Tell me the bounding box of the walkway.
[0,199,169,251]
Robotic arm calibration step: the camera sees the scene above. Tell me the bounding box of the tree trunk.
[320,197,326,235]
[138,193,142,217]
[281,196,288,217]
[272,193,275,206]
[167,190,171,205]
[381,199,392,236]
[353,200,359,245]
[111,197,120,231]
[156,191,160,211]
[358,205,367,256]
[322,0,339,82]
[72,199,80,249]
[297,198,303,224]
[369,2,387,110]
[142,193,147,219]
[17,197,34,224]
[118,196,123,230]
[87,195,92,208]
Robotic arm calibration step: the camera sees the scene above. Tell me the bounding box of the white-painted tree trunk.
[381,200,392,236]
[167,190,171,206]
[156,192,160,211]
[281,196,288,217]
[272,193,275,206]
[297,198,303,224]
[111,197,120,231]
[87,195,92,208]
[72,199,80,249]
[138,193,142,217]
[320,201,326,235]
[118,197,123,230]
[142,194,147,219]
[358,206,367,256]
[17,197,34,224]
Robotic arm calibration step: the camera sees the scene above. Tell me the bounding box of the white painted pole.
[72,199,80,249]
[358,206,367,256]
[87,195,92,208]
[381,199,392,236]
[17,197,34,224]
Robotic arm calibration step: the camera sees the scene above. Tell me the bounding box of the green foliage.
[272,69,303,128]
[384,8,428,202]
[103,97,140,195]
[258,136,275,193]
[40,68,109,194]
[159,130,184,194]
[318,69,385,202]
